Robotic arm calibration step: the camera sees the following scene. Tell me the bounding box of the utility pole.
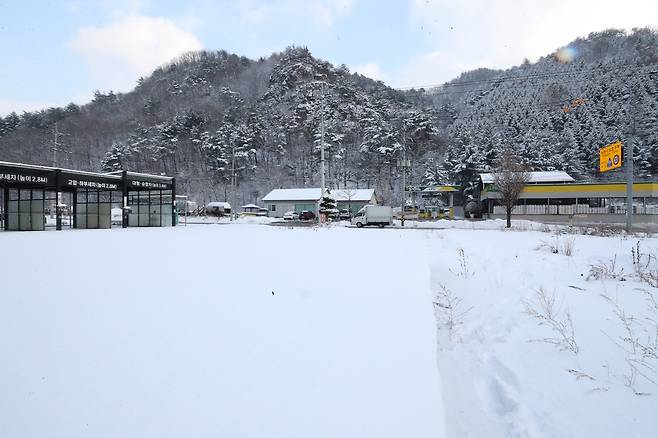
[318,82,326,222]
[52,122,63,217]
[52,122,60,166]
[400,130,409,215]
[626,103,636,233]
[320,90,325,199]
[231,142,236,221]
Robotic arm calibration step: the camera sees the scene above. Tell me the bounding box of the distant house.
[206,201,231,216]
[241,204,269,216]
[262,188,376,218]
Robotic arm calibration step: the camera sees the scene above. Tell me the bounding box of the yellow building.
[479,171,658,216]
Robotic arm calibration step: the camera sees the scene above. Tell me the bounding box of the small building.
[241,203,261,214]
[0,160,176,231]
[262,188,376,218]
[479,171,658,217]
[206,201,231,216]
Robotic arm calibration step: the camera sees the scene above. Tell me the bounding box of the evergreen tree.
[319,189,338,217]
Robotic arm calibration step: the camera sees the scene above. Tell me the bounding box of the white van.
[351,205,393,228]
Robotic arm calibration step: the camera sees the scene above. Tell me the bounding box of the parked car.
[339,209,351,220]
[283,211,298,220]
[298,210,316,221]
[257,208,269,217]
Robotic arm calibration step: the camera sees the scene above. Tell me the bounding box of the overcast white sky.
[1,0,657,115]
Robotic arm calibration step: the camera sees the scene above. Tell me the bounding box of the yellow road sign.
[599,140,622,173]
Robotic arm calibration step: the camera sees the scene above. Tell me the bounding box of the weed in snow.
[587,255,626,281]
[433,283,472,341]
[631,241,658,288]
[567,368,595,381]
[600,293,658,393]
[523,287,579,354]
[449,248,473,278]
[535,235,575,256]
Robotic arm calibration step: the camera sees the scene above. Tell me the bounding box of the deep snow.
[428,228,658,438]
[1,222,658,437]
[0,225,444,438]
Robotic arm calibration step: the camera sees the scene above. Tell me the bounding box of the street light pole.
[231,143,236,221]
[401,130,407,213]
[320,91,325,199]
[318,82,326,222]
[626,110,635,233]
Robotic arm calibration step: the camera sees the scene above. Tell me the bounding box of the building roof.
[479,171,574,184]
[262,188,375,202]
[421,185,459,193]
[241,203,261,209]
[331,189,375,202]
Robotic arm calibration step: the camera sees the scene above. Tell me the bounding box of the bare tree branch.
[492,146,530,228]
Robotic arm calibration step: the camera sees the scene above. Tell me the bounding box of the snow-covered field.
[430,229,658,437]
[1,222,657,437]
[0,225,443,438]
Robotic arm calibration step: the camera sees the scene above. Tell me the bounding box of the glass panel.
[8,198,18,213]
[31,199,45,231]
[139,204,150,227]
[98,203,111,228]
[7,200,19,229]
[19,200,31,229]
[76,204,87,228]
[162,194,172,206]
[161,204,172,226]
[87,203,99,228]
[128,210,138,227]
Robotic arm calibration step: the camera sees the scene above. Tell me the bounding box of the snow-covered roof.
[241,203,261,209]
[331,189,375,202]
[479,171,574,184]
[262,188,375,202]
[421,186,459,193]
[207,201,231,209]
[263,188,321,202]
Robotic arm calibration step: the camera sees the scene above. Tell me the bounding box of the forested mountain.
[419,28,658,195]
[0,47,440,205]
[1,28,657,205]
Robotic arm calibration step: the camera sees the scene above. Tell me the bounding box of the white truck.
[351,205,394,228]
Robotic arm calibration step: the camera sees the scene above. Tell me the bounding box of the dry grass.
[523,287,579,354]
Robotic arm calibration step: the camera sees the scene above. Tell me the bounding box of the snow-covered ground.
[183,214,278,225]
[429,229,658,437]
[1,223,657,437]
[0,225,444,438]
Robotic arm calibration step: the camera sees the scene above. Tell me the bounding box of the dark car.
[298,210,316,221]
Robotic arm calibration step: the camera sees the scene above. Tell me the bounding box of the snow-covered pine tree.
[319,189,338,219]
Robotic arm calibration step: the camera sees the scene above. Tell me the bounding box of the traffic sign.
[599,140,622,173]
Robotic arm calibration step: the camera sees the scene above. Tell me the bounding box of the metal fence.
[493,204,658,215]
